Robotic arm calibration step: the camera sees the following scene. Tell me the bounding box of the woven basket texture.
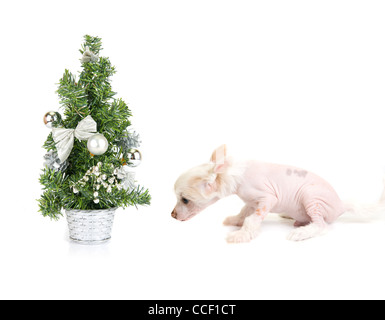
[65,208,116,244]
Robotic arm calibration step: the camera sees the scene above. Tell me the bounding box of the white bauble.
[87,134,108,155]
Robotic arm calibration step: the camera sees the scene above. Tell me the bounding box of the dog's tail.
[343,176,385,219]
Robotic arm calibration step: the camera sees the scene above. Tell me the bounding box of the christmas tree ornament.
[43,111,61,129]
[52,115,97,163]
[87,133,109,156]
[43,150,69,172]
[126,149,142,167]
[71,163,133,199]
[118,129,141,151]
[116,166,136,191]
[81,46,99,64]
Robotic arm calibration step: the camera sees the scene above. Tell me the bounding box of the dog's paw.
[223,215,243,227]
[287,229,310,241]
[226,230,252,244]
[287,224,326,241]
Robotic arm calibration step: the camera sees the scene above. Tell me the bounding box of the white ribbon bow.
[52,115,97,163]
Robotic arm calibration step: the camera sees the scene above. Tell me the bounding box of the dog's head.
[172,145,229,221]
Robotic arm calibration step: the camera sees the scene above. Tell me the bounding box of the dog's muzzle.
[171,209,177,219]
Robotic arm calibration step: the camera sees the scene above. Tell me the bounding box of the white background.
[1,0,385,300]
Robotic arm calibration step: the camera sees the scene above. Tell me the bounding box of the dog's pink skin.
[238,160,345,224]
[172,145,354,241]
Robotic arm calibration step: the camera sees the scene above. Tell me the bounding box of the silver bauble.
[43,111,61,128]
[126,149,142,167]
[87,133,109,155]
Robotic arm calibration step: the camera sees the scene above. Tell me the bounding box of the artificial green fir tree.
[39,35,150,220]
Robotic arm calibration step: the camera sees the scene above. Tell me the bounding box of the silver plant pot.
[65,208,117,244]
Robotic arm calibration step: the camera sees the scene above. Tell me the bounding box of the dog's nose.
[171,209,177,219]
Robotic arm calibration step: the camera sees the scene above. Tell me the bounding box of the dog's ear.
[210,145,228,173]
[200,173,219,198]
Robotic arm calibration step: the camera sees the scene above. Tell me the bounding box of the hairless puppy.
[172,145,384,242]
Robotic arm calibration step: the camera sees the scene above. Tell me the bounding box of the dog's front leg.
[226,214,265,243]
[226,198,277,243]
[223,205,254,227]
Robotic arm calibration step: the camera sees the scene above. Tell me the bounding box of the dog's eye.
[182,197,189,205]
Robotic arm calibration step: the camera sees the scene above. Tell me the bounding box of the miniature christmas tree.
[39,35,151,220]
